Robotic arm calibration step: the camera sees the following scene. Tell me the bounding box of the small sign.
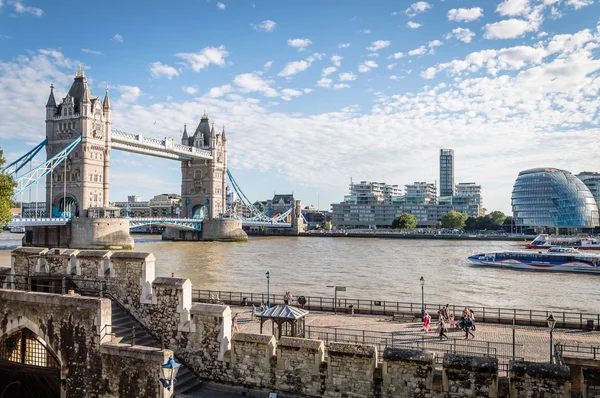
[186,199,190,205]
[205,198,210,204]
[335,286,346,292]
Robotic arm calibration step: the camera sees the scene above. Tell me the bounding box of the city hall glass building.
[511,168,599,229]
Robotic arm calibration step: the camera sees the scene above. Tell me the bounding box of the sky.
[0,0,599,214]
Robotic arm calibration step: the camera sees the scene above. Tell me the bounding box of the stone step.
[176,368,202,395]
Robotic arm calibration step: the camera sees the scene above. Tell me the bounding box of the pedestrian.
[464,316,475,339]
[284,291,289,305]
[288,291,293,305]
[423,311,431,332]
[438,318,449,340]
[251,304,257,321]
[444,304,450,321]
[232,313,239,332]
[449,313,456,330]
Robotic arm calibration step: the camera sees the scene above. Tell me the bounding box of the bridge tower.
[44,69,112,217]
[180,113,227,219]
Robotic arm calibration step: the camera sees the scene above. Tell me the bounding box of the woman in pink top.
[423,312,431,332]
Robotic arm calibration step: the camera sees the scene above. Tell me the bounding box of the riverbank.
[297,232,536,241]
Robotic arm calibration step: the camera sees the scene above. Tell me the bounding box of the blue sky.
[1,0,600,213]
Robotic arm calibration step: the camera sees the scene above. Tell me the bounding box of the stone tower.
[180,113,227,219]
[45,69,112,217]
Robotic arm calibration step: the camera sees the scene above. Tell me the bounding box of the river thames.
[1,232,598,313]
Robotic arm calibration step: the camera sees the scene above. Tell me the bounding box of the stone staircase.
[109,302,204,396]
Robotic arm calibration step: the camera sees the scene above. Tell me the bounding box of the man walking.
[464,315,475,339]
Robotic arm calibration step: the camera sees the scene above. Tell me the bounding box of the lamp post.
[159,356,181,391]
[547,312,556,364]
[420,276,425,320]
[266,271,270,308]
[326,285,347,315]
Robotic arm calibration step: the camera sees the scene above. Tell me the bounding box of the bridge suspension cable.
[2,138,47,176]
[226,169,272,221]
[12,135,82,196]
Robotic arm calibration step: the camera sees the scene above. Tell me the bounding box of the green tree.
[488,211,506,228]
[464,216,479,231]
[392,213,417,229]
[0,149,16,226]
[441,210,468,229]
[323,221,331,231]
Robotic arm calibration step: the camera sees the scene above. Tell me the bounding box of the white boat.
[526,234,600,250]
[9,225,25,233]
[468,247,600,274]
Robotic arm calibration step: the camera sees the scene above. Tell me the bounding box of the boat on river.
[468,247,600,274]
[526,234,600,250]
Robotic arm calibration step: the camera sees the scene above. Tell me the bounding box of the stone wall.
[325,342,377,398]
[582,367,600,398]
[70,218,134,249]
[443,354,498,397]
[381,347,434,398]
[509,361,571,398]
[230,333,276,388]
[275,337,325,396]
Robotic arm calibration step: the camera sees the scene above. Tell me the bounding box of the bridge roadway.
[110,129,212,161]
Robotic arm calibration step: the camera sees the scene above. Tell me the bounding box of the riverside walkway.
[230,305,600,368]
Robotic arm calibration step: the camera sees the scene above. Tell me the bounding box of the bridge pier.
[23,218,134,249]
[162,219,247,242]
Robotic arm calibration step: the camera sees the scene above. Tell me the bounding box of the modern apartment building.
[439,149,455,197]
[343,181,402,205]
[112,193,182,218]
[577,172,600,212]
[405,182,437,204]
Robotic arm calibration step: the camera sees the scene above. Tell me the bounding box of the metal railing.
[100,324,136,346]
[555,343,600,361]
[192,289,600,330]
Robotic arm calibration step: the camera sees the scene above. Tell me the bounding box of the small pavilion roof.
[258,305,309,320]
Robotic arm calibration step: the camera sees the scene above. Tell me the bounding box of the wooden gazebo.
[258,305,309,339]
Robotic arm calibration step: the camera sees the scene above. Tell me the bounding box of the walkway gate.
[0,328,60,398]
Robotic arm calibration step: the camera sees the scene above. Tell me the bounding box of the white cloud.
[183,86,197,95]
[331,55,343,66]
[389,75,404,81]
[113,34,124,43]
[264,61,273,70]
[366,40,391,52]
[566,0,594,9]
[205,85,233,98]
[333,83,350,89]
[389,52,405,60]
[360,29,371,34]
[82,49,103,55]
[448,7,483,22]
[358,60,378,73]
[149,62,180,79]
[484,19,537,39]
[405,1,431,17]
[322,66,337,77]
[12,1,43,16]
[281,88,304,101]
[338,43,351,49]
[496,0,531,16]
[287,38,312,51]
[387,63,397,70]
[216,2,225,10]
[278,53,324,77]
[338,72,357,81]
[406,21,422,29]
[234,72,278,97]
[175,46,229,71]
[429,40,443,48]
[0,35,11,40]
[420,67,438,79]
[445,28,476,43]
[316,78,332,88]
[117,85,142,103]
[252,20,277,32]
[408,46,427,56]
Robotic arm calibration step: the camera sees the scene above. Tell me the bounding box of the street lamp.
[420,276,425,320]
[547,312,557,364]
[159,356,181,391]
[266,271,270,308]
[326,285,346,315]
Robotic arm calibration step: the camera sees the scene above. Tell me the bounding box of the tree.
[0,149,15,226]
[392,213,417,229]
[464,216,479,231]
[488,211,506,228]
[441,210,468,229]
[323,221,331,231]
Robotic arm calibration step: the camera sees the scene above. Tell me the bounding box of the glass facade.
[440,149,454,197]
[511,168,599,228]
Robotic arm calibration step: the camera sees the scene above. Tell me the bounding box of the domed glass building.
[512,168,599,228]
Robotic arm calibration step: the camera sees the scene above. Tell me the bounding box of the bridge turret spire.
[103,86,111,110]
[221,125,226,141]
[181,124,189,145]
[46,84,56,108]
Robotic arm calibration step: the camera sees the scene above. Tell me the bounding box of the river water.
[1,232,597,313]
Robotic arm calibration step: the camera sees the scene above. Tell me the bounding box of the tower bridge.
[4,70,305,247]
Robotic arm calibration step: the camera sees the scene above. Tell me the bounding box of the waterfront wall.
[162,219,247,241]
[0,288,173,398]
[6,248,583,398]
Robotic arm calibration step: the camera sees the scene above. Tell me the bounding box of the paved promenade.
[230,305,600,364]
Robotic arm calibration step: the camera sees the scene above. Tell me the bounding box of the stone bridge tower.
[44,69,111,217]
[180,113,227,219]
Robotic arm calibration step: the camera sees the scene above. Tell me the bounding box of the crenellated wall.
[7,247,590,398]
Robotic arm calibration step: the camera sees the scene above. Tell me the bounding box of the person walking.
[464,315,475,339]
[251,304,257,321]
[423,311,431,332]
[438,318,449,340]
[232,313,239,332]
